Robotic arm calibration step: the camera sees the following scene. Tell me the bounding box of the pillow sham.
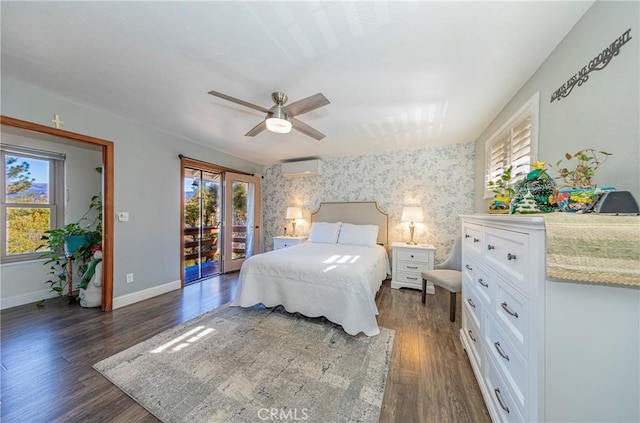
[307,222,342,244]
[337,223,379,247]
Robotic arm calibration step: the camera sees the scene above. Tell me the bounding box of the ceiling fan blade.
[208,90,271,113]
[292,118,325,140]
[282,93,330,116]
[245,120,267,137]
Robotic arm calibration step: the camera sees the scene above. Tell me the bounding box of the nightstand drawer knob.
[488,244,495,250]
[465,234,470,238]
[507,253,517,261]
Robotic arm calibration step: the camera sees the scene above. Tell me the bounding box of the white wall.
[1,77,263,309]
[474,1,639,211]
[262,142,475,263]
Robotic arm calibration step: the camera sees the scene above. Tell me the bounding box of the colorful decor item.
[510,161,558,214]
[557,187,615,213]
[488,194,510,214]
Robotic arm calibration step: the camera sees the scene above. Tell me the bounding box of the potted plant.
[487,165,515,213]
[549,149,614,212]
[37,194,102,301]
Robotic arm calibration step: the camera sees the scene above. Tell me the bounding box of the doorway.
[180,159,261,285]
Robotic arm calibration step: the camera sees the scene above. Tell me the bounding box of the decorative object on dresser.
[94,304,395,423]
[401,206,423,245]
[460,214,639,423]
[272,235,306,250]
[285,206,303,236]
[391,242,435,293]
[548,149,614,213]
[487,165,514,213]
[509,160,557,214]
[421,236,462,322]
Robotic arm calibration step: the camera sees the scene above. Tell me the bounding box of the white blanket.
[231,242,390,336]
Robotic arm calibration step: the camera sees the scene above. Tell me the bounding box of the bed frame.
[311,201,389,246]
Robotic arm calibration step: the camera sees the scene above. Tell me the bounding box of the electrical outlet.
[117,212,129,222]
[126,273,134,283]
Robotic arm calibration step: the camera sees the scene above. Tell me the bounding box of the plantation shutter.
[483,93,539,198]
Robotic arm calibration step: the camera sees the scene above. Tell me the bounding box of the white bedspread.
[230,242,390,336]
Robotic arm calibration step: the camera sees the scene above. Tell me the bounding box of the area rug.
[94,305,395,423]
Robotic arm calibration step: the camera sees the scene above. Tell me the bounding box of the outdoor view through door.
[182,162,261,285]
[183,168,221,283]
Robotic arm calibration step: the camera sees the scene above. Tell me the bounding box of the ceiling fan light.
[266,117,292,134]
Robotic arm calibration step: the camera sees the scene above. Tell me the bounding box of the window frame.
[484,92,540,199]
[1,145,65,263]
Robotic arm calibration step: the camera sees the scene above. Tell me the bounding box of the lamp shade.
[286,206,303,220]
[401,206,423,223]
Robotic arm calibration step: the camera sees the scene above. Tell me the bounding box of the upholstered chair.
[421,236,462,322]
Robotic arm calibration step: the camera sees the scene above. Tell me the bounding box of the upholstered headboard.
[311,201,389,246]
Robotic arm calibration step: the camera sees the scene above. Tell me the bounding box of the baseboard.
[0,289,59,310]
[112,280,181,309]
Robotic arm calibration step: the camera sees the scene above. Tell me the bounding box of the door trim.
[1,115,115,311]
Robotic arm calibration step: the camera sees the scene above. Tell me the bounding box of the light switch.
[117,212,129,222]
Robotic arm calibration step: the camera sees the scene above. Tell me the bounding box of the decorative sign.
[550,28,632,103]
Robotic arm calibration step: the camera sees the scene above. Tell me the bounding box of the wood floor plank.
[1,273,489,422]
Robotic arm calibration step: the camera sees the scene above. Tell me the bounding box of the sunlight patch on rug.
[94,305,395,423]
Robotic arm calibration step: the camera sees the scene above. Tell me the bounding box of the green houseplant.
[487,165,515,213]
[549,149,613,212]
[37,194,102,301]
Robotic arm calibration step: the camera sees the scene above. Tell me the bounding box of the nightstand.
[391,242,436,294]
[272,236,307,250]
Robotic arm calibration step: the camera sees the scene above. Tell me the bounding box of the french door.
[181,159,261,284]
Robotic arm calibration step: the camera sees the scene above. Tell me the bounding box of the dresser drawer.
[484,227,528,293]
[396,260,431,273]
[396,249,432,263]
[494,278,528,357]
[474,265,494,306]
[484,354,525,423]
[463,306,483,372]
[463,223,483,255]
[486,316,527,414]
[463,277,483,326]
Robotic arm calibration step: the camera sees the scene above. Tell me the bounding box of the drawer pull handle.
[487,244,495,250]
[465,234,470,238]
[468,330,476,342]
[478,278,488,288]
[494,388,510,414]
[465,264,473,271]
[467,298,476,308]
[407,266,418,269]
[473,237,480,243]
[507,253,517,261]
[501,302,519,318]
[494,341,510,361]
[407,277,418,281]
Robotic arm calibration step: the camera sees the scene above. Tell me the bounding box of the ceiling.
[1,1,593,165]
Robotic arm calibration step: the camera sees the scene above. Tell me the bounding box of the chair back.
[435,235,462,271]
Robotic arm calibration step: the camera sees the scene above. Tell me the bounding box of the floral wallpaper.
[261,142,475,263]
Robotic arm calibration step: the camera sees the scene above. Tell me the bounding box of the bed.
[230,202,390,336]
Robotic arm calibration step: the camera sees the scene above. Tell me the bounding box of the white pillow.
[337,223,379,247]
[307,222,342,244]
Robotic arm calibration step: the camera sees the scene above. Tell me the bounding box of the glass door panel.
[223,173,261,272]
[183,168,222,284]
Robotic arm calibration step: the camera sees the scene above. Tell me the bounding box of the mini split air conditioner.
[281,160,322,177]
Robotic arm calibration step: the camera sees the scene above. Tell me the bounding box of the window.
[484,92,539,198]
[1,145,65,263]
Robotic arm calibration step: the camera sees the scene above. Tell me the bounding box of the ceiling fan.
[207,90,330,140]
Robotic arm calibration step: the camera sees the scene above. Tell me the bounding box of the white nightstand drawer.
[396,249,432,263]
[395,271,422,285]
[396,261,431,273]
[273,236,306,250]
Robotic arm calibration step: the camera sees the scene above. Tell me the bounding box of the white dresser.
[272,236,306,250]
[460,214,639,423]
[390,242,436,293]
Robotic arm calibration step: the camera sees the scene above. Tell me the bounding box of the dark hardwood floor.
[1,275,489,423]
